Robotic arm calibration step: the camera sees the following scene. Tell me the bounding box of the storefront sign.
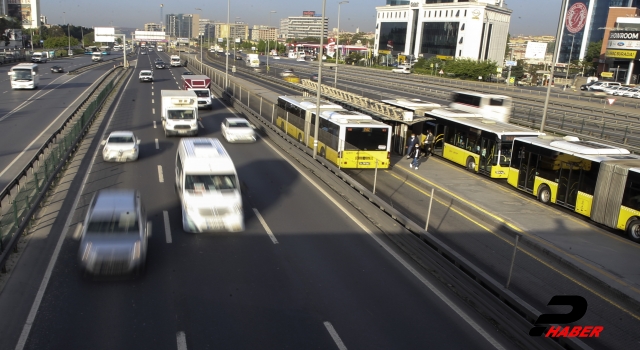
[600,72,614,78]
[605,49,637,59]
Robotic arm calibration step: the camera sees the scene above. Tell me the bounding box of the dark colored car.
[182,71,194,76]
[50,65,64,73]
[235,55,243,60]
[580,81,599,91]
[310,73,319,81]
[155,61,166,69]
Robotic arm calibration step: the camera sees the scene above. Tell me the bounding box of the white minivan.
[175,138,244,233]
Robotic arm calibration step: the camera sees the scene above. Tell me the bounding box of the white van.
[91,52,103,62]
[175,138,244,233]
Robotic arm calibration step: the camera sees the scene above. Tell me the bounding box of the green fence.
[0,79,115,252]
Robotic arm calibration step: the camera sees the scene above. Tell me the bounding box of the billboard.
[607,32,640,50]
[303,11,315,17]
[524,42,548,59]
[7,0,32,26]
[134,31,166,42]
[94,27,115,42]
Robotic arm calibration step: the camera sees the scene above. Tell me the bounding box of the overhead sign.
[525,42,548,59]
[94,27,115,42]
[605,49,637,59]
[566,2,588,34]
[134,31,166,42]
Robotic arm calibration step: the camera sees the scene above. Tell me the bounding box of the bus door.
[430,123,445,157]
[478,137,496,175]
[556,162,580,208]
[517,150,536,194]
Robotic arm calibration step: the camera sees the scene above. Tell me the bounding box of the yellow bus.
[509,135,640,242]
[276,96,392,169]
[425,108,543,178]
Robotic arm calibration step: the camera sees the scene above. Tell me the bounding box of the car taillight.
[387,152,390,159]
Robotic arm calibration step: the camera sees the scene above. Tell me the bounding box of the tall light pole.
[313,0,327,159]
[267,10,276,73]
[225,0,230,91]
[188,14,192,55]
[63,12,71,57]
[196,8,203,70]
[234,17,241,58]
[540,0,569,133]
[565,33,575,82]
[334,1,348,87]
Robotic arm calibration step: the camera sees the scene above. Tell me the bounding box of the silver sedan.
[102,131,140,162]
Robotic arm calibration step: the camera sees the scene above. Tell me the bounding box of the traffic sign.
[509,77,515,84]
[505,60,517,67]
[607,98,616,105]
[439,69,444,75]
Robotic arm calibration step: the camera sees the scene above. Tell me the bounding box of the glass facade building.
[378,22,408,53]
[420,22,460,57]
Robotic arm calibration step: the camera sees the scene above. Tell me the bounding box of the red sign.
[303,11,315,17]
[566,2,588,34]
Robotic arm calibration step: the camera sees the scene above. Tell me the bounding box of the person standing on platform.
[423,129,434,159]
[405,133,418,159]
[409,143,422,170]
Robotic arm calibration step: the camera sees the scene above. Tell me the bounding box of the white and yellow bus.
[425,108,543,178]
[276,96,392,169]
[509,135,640,242]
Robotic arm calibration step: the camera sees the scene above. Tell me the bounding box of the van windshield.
[87,211,139,234]
[168,110,195,120]
[12,69,32,81]
[185,174,237,191]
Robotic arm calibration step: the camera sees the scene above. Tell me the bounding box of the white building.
[5,0,42,28]
[281,12,329,39]
[250,25,278,42]
[279,18,289,39]
[144,23,162,32]
[374,0,511,62]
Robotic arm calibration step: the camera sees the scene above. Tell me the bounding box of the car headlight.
[131,241,141,260]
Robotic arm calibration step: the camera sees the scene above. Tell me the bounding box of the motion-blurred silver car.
[102,131,140,162]
[78,190,151,276]
[221,118,256,143]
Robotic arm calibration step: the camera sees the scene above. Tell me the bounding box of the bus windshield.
[344,127,389,151]
[12,69,32,81]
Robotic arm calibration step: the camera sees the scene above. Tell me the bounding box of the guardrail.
[0,67,127,273]
[67,52,134,75]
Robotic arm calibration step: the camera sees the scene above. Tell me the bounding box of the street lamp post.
[188,15,192,56]
[313,0,327,159]
[334,1,349,88]
[225,0,230,92]
[565,34,575,84]
[196,8,203,70]
[266,11,276,74]
[63,12,71,57]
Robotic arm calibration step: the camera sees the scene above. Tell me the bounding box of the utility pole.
[313,0,327,159]
[267,11,276,73]
[334,1,349,88]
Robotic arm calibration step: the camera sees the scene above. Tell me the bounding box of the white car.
[392,65,413,74]
[102,131,140,162]
[221,118,256,143]
[613,87,631,96]
[139,70,153,82]
[622,88,640,97]
[603,86,621,95]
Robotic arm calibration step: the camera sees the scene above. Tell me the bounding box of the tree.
[582,40,602,75]
[44,36,79,49]
[505,33,511,58]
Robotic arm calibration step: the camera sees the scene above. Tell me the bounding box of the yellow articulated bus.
[424,108,544,178]
[276,96,392,169]
[509,135,640,242]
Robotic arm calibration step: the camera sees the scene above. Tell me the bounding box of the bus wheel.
[320,147,326,158]
[466,157,476,172]
[537,185,551,204]
[626,219,640,243]
[298,133,303,144]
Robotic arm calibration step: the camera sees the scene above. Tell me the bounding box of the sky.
[42,0,562,36]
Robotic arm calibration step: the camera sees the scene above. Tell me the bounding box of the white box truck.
[182,75,212,109]
[161,90,199,137]
[245,53,260,68]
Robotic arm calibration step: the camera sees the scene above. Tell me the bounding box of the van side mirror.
[146,221,152,238]
[7,72,12,76]
[73,223,83,240]
[101,140,106,146]
[137,139,141,145]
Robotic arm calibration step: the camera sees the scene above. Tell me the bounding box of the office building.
[281,12,329,39]
[250,25,278,41]
[599,7,640,83]
[144,23,162,32]
[279,18,289,38]
[165,13,200,38]
[374,0,511,62]
[213,23,249,41]
[557,1,640,65]
[5,0,42,28]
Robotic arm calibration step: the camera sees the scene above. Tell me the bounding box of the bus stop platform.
[348,154,640,309]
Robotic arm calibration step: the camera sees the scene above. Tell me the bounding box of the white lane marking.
[176,331,187,350]
[153,120,157,128]
[152,108,155,115]
[0,73,72,123]
[155,138,159,149]
[158,165,164,183]
[152,99,154,104]
[198,121,204,129]
[0,70,111,180]
[152,91,154,96]
[324,322,347,350]
[252,208,278,244]
[261,137,505,349]
[164,211,172,244]
[14,64,138,350]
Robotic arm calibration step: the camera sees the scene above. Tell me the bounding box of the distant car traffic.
[221,118,257,143]
[155,61,166,69]
[580,81,598,90]
[101,131,140,162]
[139,70,153,82]
[50,65,64,73]
[182,71,194,76]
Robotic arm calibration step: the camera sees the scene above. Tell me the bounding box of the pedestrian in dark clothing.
[405,133,418,158]
[409,143,422,169]
[184,59,188,67]
[423,130,434,158]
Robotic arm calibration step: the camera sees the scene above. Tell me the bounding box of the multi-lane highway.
[0,50,522,350]
[0,53,125,191]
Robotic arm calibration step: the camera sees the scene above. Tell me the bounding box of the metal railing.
[0,67,127,272]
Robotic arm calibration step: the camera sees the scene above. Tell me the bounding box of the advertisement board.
[607,32,640,49]
[524,42,548,59]
[303,11,316,17]
[94,27,115,42]
[605,49,637,59]
[134,31,166,42]
[7,0,32,26]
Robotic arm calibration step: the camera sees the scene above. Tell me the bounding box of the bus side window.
[489,98,504,106]
[622,172,640,210]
